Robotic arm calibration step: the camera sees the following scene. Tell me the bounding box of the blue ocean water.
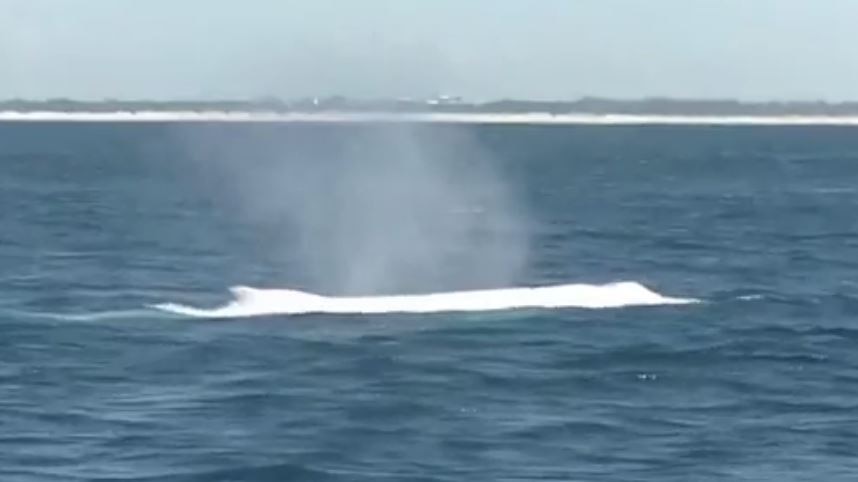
[2,122,858,481]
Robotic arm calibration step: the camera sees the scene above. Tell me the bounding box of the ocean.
[2,121,857,481]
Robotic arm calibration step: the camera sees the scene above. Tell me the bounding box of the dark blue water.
[2,122,858,481]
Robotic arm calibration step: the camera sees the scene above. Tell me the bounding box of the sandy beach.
[4,110,858,125]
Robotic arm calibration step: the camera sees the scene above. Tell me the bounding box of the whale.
[153,281,699,319]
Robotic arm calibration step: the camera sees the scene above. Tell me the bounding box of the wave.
[152,281,699,319]
[9,308,163,322]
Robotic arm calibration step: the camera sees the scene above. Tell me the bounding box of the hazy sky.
[2,0,857,101]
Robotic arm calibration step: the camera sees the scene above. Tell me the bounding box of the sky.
[1,0,857,101]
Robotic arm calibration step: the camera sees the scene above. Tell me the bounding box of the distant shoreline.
[3,111,858,125]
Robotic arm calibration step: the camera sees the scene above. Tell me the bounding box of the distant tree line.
[4,96,858,116]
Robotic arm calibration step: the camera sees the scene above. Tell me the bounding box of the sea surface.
[2,122,858,481]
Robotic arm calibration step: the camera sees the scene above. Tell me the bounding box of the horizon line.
[4,96,858,105]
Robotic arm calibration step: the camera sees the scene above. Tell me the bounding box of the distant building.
[426,94,464,106]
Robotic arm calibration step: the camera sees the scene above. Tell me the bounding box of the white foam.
[737,294,765,301]
[153,281,699,319]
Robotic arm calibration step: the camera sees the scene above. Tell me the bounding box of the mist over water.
[173,124,530,295]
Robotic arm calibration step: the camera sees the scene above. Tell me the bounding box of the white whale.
[153,281,698,318]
